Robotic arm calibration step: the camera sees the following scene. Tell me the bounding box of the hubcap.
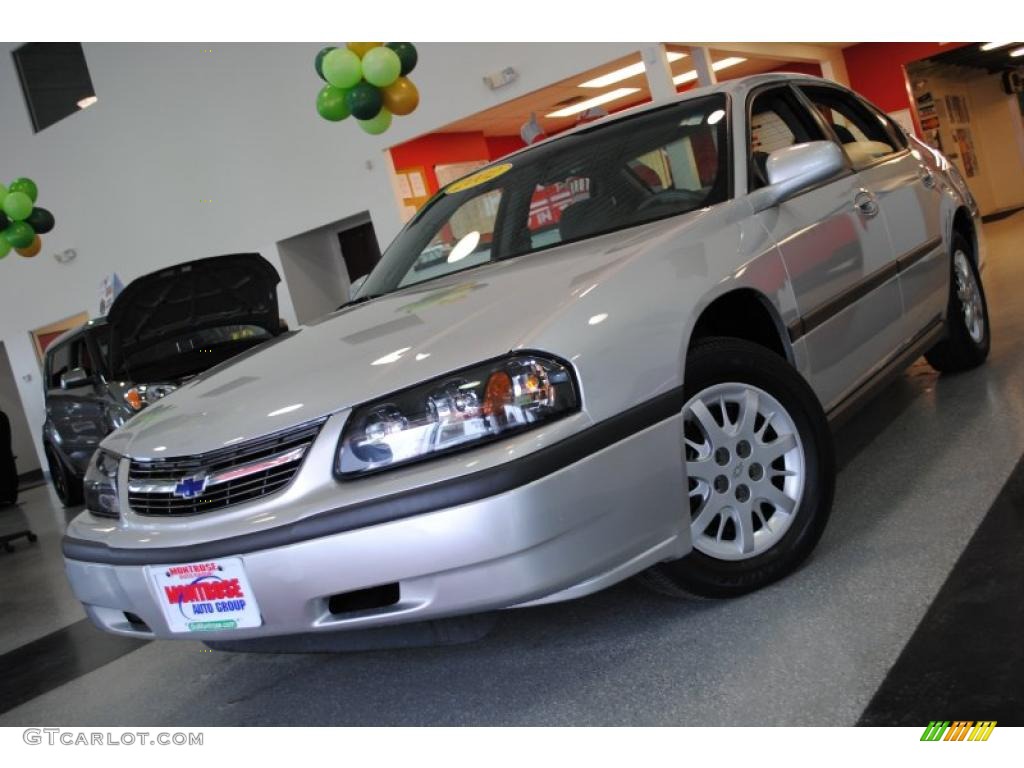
[683,383,806,561]
[953,250,985,344]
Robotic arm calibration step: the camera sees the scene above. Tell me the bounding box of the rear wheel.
[639,338,834,598]
[45,445,83,507]
[925,233,990,373]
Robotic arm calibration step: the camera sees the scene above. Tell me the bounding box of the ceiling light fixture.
[979,42,1014,51]
[77,95,98,109]
[672,57,747,85]
[545,88,641,118]
[579,52,687,88]
[1011,47,1024,57]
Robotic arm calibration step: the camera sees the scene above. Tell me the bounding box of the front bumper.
[63,410,689,641]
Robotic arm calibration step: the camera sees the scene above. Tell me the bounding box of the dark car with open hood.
[41,253,286,506]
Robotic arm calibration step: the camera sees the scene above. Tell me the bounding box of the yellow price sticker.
[444,163,513,194]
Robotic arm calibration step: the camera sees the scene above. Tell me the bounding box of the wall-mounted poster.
[952,127,979,177]
[944,94,970,124]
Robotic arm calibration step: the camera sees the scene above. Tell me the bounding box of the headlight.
[337,353,579,477]
[84,450,121,518]
[124,383,177,411]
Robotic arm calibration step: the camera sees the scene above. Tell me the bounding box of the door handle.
[854,190,879,218]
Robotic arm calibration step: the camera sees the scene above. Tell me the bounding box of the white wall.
[0,42,643,469]
[0,342,40,474]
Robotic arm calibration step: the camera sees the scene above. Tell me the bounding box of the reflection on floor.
[1,213,1022,726]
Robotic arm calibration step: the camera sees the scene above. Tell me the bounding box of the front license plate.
[148,558,262,633]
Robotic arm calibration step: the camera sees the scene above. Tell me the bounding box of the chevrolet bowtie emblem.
[173,474,209,499]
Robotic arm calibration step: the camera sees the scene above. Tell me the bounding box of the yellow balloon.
[16,234,42,258]
[382,77,419,116]
[347,42,383,59]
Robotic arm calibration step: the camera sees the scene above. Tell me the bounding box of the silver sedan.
[63,73,988,644]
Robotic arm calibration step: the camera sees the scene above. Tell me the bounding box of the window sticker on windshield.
[445,163,513,194]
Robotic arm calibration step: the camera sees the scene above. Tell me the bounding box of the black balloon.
[26,207,55,234]
[386,42,418,76]
[347,82,383,120]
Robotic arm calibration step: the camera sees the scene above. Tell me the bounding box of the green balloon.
[316,85,351,121]
[386,42,418,76]
[0,233,10,260]
[3,191,32,221]
[322,48,362,89]
[9,177,38,203]
[314,46,336,81]
[358,107,392,135]
[27,206,55,234]
[5,221,35,249]
[361,47,401,88]
[347,82,383,120]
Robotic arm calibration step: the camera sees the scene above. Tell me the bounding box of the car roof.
[495,72,831,160]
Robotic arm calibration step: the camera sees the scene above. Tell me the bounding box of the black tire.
[45,445,83,507]
[925,232,990,373]
[638,338,835,599]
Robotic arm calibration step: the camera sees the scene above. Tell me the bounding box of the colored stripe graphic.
[920,720,996,741]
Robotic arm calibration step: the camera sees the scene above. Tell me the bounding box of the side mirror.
[348,274,369,298]
[748,141,845,213]
[61,368,93,390]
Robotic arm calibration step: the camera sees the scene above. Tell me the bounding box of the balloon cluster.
[314,42,419,135]
[0,178,55,260]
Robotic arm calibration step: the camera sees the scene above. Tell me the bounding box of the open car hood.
[107,253,282,379]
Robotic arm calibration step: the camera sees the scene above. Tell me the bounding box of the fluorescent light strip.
[672,56,747,85]
[980,42,1014,51]
[579,51,687,89]
[1011,47,1024,57]
[545,87,641,118]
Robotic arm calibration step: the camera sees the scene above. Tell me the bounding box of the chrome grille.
[127,419,324,516]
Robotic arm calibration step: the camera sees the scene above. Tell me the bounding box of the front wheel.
[639,338,835,598]
[45,445,83,507]
[925,233,990,373]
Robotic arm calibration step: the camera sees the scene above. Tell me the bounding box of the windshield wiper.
[338,293,384,310]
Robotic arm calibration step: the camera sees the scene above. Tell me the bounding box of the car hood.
[107,252,281,376]
[102,214,702,459]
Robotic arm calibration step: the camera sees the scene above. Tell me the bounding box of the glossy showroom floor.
[1,213,1022,726]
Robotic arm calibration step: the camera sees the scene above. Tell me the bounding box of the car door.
[45,333,109,471]
[796,84,946,344]
[747,84,903,413]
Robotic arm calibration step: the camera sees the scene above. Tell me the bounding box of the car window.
[798,85,898,169]
[358,94,730,297]
[47,342,72,389]
[70,338,94,378]
[748,87,826,190]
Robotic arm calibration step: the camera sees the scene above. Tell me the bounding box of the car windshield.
[359,94,729,298]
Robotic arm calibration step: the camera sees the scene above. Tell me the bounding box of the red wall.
[842,42,971,115]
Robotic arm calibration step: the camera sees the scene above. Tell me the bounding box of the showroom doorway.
[0,341,41,481]
[336,220,381,283]
[277,213,383,326]
[905,45,1024,218]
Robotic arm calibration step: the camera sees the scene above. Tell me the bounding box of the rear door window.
[797,85,900,169]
